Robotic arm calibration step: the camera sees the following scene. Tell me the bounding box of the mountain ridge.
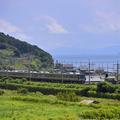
[0,32,53,70]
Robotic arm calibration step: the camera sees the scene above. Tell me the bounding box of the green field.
[0,77,120,120]
[0,90,120,120]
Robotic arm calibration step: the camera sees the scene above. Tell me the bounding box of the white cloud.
[0,18,31,42]
[96,11,120,31]
[43,16,68,34]
[0,19,21,33]
[80,11,120,33]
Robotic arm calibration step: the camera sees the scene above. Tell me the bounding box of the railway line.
[0,71,86,84]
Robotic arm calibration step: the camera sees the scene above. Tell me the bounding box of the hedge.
[0,82,119,100]
[0,82,82,95]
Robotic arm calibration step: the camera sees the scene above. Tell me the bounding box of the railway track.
[0,71,86,84]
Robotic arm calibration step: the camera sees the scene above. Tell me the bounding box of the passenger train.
[0,71,86,84]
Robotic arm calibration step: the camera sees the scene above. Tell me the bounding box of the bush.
[80,87,91,96]
[115,87,120,93]
[21,78,27,82]
[56,91,79,102]
[0,77,7,83]
[88,90,97,97]
[97,81,115,93]
[17,88,28,95]
[0,89,4,95]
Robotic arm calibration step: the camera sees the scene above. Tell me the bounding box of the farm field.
[0,77,120,100]
[0,77,120,119]
[0,89,120,120]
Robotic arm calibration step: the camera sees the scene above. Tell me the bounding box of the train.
[0,71,86,84]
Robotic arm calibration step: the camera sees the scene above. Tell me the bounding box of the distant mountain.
[0,32,53,70]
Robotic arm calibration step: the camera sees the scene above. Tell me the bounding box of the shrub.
[17,88,28,95]
[0,77,8,83]
[21,78,27,82]
[56,91,79,102]
[0,89,4,95]
[12,96,40,103]
[80,87,91,96]
[95,92,120,100]
[88,90,97,97]
[97,81,115,93]
[115,87,120,93]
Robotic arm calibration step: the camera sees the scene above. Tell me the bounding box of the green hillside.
[0,32,53,71]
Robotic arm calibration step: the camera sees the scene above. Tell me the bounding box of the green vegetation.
[0,32,53,70]
[0,77,120,119]
[56,91,79,102]
[0,77,119,100]
[0,89,119,120]
[97,81,116,93]
[17,88,28,95]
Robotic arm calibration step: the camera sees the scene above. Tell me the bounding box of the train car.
[0,71,86,84]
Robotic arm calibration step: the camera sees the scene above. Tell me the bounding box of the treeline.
[0,32,53,68]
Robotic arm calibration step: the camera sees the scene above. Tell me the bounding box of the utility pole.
[27,53,31,81]
[116,61,119,82]
[28,46,32,81]
[13,58,17,72]
[61,61,63,83]
[88,60,90,84]
[6,58,9,78]
[107,64,108,74]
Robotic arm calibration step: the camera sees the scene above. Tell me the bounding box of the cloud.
[96,11,120,31]
[0,19,21,33]
[43,16,68,34]
[80,11,120,33]
[0,18,31,41]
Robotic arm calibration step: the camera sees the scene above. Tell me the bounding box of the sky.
[0,0,120,57]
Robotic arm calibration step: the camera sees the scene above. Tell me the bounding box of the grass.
[0,78,119,100]
[3,78,94,90]
[0,90,120,120]
[0,78,120,119]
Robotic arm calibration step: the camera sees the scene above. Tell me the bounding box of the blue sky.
[0,0,120,56]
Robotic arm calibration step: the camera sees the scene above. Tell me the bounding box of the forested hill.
[0,32,53,70]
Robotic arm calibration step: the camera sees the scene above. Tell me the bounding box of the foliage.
[115,87,120,93]
[0,32,53,69]
[0,89,4,95]
[0,77,120,100]
[17,87,28,95]
[88,91,120,100]
[56,91,79,102]
[0,90,120,119]
[79,86,91,96]
[80,108,120,119]
[97,81,116,93]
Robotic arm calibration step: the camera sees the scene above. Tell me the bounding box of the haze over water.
[54,55,120,72]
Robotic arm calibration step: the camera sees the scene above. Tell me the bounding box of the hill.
[0,32,53,71]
